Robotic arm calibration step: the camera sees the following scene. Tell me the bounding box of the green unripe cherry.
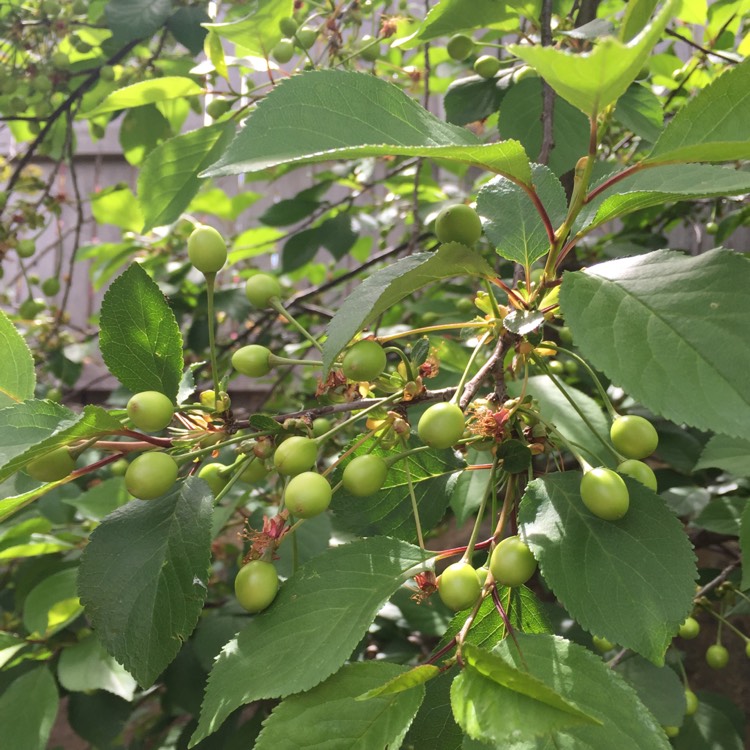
[235,559,279,613]
[312,417,332,438]
[26,446,75,482]
[239,458,269,483]
[206,98,231,119]
[342,340,387,382]
[125,452,178,500]
[126,391,174,432]
[580,467,629,521]
[295,27,317,49]
[16,239,35,258]
[474,54,501,79]
[592,636,615,653]
[198,463,229,496]
[617,459,657,492]
[685,689,698,716]
[359,34,381,62]
[232,345,272,377]
[434,204,482,246]
[99,65,115,81]
[610,415,658,460]
[446,34,474,61]
[245,273,282,308]
[273,436,318,476]
[417,402,465,450]
[438,561,482,611]
[284,471,332,518]
[342,454,388,497]
[279,16,298,36]
[678,616,700,640]
[110,458,129,477]
[489,535,537,587]
[41,278,60,296]
[272,38,295,64]
[705,643,729,669]
[187,225,227,274]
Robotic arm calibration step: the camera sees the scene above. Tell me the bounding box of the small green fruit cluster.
[678,616,700,640]
[273,436,318,476]
[284,471,332,518]
[438,561,482,611]
[418,402,465,450]
[235,559,279,613]
[126,391,174,432]
[245,273,282,308]
[342,340,386,382]
[342,454,388,497]
[125,452,178,500]
[489,535,537,587]
[434,204,482,246]
[188,225,227,274]
[26,446,75,482]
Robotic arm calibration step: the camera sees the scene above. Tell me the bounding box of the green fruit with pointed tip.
[474,54,501,78]
[705,643,729,669]
[447,33,474,61]
[198,463,229,496]
[187,225,227,273]
[279,16,298,36]
[273,436,317,476]
[284,471,332,518]
[678,616,700,640]
[342,340,386,381]
[434,204,482,246]
[438,561,482,611]
[245,273,282,308]
[272,38,295,63]
[239,458,268,483]
[295,27,317,49]
[126,391,174,432]
[342,454,388,497]
[41,278,60,296]
[417,402,465,450]
[26,447,75,482]
[610,415,658,459]
[232,345,272,377]
[617,459,657,492]
[125,452,178,500]
[580,467,629,520]
[235,559,279,613]
[490,535,537,587]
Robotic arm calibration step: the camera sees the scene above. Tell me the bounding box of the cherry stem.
[314,391,403,444]
[116,429,173,447]
[269,298,323,352]
[377,321,488,343]
[464,459,499,561]
[426,636,458,665]
[402,438,426,549]
[452,331,492,407]
[204,271,222,403]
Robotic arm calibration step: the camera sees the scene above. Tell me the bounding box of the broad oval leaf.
[508,0,677,117]
[0,667,59,750]
[322,243,494,371]
[203,0,293,57]
[0,309,35,407]
[192,537,431,745]
[559,249,750,441]
[23,567,83,638]
[105,0,173,43]
[202,70,531,183]
[138,122,235,231]
[494,633,672,749]
[648,58,750,164]
[357,664,440,701]
[519,472,696,664]
[78,478,214,687]
[83,76,203,118]
[695,434,750,477]
[99,263,184,401]
[256,662,425,750]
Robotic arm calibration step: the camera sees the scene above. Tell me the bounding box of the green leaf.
[693,496,746,535]
[78,478,213,687]
[741,502,750,590]
[673,700,744,750]
[330,437,463,542]
[105,0,173,42]
[0,309,35,407]
[444,76,505,127]
[577,165,750,233]
[403,670,464,750]
[497,79,590,176]
[357,664,439,700]
[91,185,144,232]
[694,434,750,477]
[647,59,750,164]
[519,473,697,664]
[0,403,121,484]
[275,512,331,578]
[439,586,553,653]
[203,0,294,57]
[614,655,685,727]
[0,667,59,750]
[255,662,425,750]
[139,122,235,231]
[67,692,131,749]
[192,537,431,744]
[492,633,672,749]
[508,376,613,468]
[119,104,171,166]
[99,263,184,401]
[167,6,210,55]
[84,76,202,118]
[0,475,75,523]
[621,0,659,41]
[451,644,598,744]
[57,633,138,700]
[63,477,130,522]
[614,83,663,143]
[508,0,677,117]
[202,71,531,184]
[322,243,494,371]
[450,449,491,525]
[559,249,750,441]
[23,567,83,638]
[478,164,566,266]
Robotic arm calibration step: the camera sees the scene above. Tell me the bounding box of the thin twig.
[537,0,556,166]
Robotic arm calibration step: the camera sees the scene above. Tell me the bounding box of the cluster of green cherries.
[580,414,659,521]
